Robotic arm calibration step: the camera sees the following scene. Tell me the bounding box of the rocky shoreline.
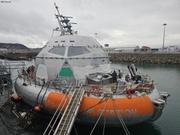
[109,53,180,64]
[0,52,38,60]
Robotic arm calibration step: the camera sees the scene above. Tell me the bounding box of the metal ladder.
[43,83,85,135]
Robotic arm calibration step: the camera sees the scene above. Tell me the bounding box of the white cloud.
[0,0,180,48]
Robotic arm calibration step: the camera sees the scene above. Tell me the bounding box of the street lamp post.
[162,23,167,50]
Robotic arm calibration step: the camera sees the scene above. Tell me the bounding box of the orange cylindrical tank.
[44,92,70,111]
[44,92,154,118]
[79,96,154,117]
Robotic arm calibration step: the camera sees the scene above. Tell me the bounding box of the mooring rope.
[80,96,107,114]
[73,124,79,135]
[113,101,131,135]
[102,109,106,135]
[40,81,51,105]
[89,99,108,135]
[36,81,45,104]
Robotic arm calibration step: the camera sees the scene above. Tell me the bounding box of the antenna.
[53,3,77,36]
[54,2,65,35]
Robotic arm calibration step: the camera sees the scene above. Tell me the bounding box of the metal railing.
[43,82,85,135]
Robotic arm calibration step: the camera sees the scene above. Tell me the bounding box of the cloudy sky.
[0,0,180,48]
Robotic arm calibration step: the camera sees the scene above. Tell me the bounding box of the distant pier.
[109,52,180,64]
[0,52,38,60]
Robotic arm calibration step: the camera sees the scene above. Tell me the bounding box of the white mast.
[54,3,76,36]
[54,3,65,36]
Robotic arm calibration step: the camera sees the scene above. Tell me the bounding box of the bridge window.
[48,46,66,56]
[68,46,90,56]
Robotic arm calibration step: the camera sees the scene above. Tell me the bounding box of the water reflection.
[0,103,162,135]
[112,63,180,71]
[70,122,161,135]
[129,123,161,135]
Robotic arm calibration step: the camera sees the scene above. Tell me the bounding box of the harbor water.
[0,61,180,135]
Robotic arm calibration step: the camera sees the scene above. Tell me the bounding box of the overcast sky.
[0,0,180,48]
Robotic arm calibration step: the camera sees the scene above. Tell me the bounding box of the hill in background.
[0,43,42,60]
[0,43,30,50]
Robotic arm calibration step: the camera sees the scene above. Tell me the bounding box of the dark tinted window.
[48,46,66,56]
[68,46,90,56]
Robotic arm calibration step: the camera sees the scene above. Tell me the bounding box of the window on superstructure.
[48,46,66,56]
[68,46,90,56]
